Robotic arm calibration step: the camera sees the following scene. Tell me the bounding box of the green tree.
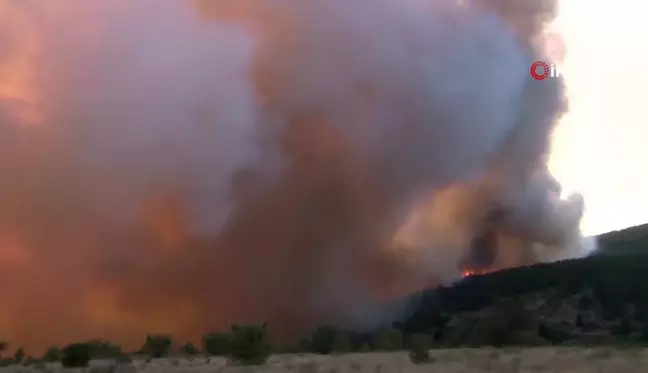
[202,332,230,356]
[42,347,62,362]
[473,297,537,347]
[61,343,92,368]
[228,323,272,365]
[13,347,24,364]
[143,335,173,358]
[406,334,432,364]
[475,317,514,347]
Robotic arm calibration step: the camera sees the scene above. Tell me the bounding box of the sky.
[549,0,648,236]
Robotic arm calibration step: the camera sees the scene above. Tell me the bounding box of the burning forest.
[0,0,593,352]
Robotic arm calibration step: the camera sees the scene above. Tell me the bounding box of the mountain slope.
[398,224,648,345]
[597,223,648,255]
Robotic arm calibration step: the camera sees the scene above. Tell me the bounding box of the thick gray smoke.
[0,0,591,351]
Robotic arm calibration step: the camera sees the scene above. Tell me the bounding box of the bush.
[538,323,571,345]
[115,354,133,364]
[372,329,403,351]
[87,340,122,359]
[294,338,312,353]
[202,332,230,356]
[14,347,25,364]
[43,347,62,362]
[180,342,199,355]
[143,335,172,358]
[330,332,351,353]
[614,316,634,335]
[0,358,14,367]
[475,317,515,347]
[357,343,371,352]
[406,334,433,364]
[310,326,338,354]
[228,323,272,365]
[61,343,93,368]
[372,331,391,351]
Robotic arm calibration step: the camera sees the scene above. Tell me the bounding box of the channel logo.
[529,61,561,81]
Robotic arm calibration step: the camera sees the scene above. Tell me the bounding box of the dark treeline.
[0,324,436,367]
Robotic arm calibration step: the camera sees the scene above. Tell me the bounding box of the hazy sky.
[549,0,648,236]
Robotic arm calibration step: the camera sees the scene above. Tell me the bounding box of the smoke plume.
[0,0,591,351]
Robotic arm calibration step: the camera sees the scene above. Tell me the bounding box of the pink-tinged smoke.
[0,0,591,352]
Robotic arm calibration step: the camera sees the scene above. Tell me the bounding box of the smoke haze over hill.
[0,0,592,351]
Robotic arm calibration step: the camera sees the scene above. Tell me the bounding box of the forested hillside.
[399,224,648,346]
[597,223,648,255]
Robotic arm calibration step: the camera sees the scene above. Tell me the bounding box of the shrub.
[43,347,62,362]
[406,334,433,364]
[614,316,634,335]
[143,334,172,358]
[372,332,391,351]
[202,332,230,356]
[228,323,272,365]
[61,342,93,368]
[372,329,403,351]
[115,354,133,364]
[277,340,309,353]
[45,347,63,363]
[87,340,122,359]
[330,332,351,353]
[14,347,25,364]
[357,343,371,352]
[639,325,648,343]
[476,317,515,347]
[0,358,14,367]
[310,326,338,354]
[538,323,571,345]
[180,342,199,355]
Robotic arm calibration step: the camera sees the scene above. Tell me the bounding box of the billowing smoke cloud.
[0,0,590,352]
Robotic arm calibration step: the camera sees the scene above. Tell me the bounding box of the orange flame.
[461,268,490,277]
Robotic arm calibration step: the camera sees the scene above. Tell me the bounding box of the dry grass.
[3,348,648,373]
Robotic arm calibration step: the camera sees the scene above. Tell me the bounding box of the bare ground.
[4,347,648,373]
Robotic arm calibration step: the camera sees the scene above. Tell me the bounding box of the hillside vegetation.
[597,223,648,255]
[2,225,648,369]
[400,224,648,346]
